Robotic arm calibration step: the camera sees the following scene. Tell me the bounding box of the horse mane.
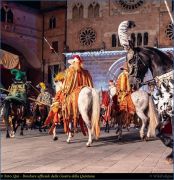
[144,47,173,61]
[134,47,173,77]
[135,47,172,62]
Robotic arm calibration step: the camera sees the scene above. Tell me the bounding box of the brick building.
[1,0,173,90]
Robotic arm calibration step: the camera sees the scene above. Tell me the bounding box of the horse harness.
[128,51,149,84]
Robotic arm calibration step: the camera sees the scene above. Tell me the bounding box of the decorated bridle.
[127,51,149,86]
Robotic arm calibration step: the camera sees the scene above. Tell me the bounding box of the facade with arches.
[66,0,173,89]
[1,0,173,89]
[0,1,66,88]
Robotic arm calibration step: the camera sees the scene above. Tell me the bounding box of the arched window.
[72,4,83,19]
[1,7,6,22]
[49,18,52,29]
[7,9,13,23]
[72,5,79,19]
[88,3,100,18]
[79,5,84,19]
[112,34,117,47]
[88,4,93,18]
[131,33,136,47]
[143,32,148,45]
[49,16,56,29]
[52,17,56,28]
[94,3,100,17]
[137,33,142,46]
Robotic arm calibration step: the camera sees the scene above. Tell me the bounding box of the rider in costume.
[116,62,135,114]
[33,82,52,131]
[7,69,27,104]
[36,82,52,107]
[42,72,65,134]
[62,55,93,132]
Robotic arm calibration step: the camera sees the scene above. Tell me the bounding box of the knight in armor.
[62,55,93,132]
[118,20,136,62]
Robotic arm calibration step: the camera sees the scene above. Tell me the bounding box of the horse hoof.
[20,132,23,136]
[39,129,42,132]
[166,158,173,164]
[86,142,92,147]
[44,129,46,132]
[142,136,148,141]
[6,134,10,138]
[117,136,122,141]
[53,136,58,141]
[66,139,70,144]
[10,131,15,138]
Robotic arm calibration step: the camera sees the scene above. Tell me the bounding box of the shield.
[0,49,20,69]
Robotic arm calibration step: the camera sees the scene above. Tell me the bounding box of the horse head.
[127,49,149,89]
[127,47,173,90]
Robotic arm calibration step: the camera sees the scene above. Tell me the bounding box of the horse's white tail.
[148,96,159,137]
[91,89,100,139]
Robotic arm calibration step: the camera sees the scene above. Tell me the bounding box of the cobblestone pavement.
[1,128,173,173]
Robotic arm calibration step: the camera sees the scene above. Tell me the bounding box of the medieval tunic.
[62,65,93,132]
[62,66,93,95]
[36,91,52,106]
[43,90,64,134]
[117,71,135,114]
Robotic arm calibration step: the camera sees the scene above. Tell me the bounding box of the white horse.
[111,90,159,140]
[52,80,100,147]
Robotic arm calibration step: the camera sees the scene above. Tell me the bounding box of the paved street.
[1,128,173,173]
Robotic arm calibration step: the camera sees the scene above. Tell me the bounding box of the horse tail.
[3,101,10,127]
[91,88,100,139]
[148,95,159,137]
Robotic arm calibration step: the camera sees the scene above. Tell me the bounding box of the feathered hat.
[54,72,65,82]
[10,69,26,81]
[67,55,83,64]
[37,82,46,90]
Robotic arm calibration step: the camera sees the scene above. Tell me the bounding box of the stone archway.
[108,56,126,81]
[1,43,42,89]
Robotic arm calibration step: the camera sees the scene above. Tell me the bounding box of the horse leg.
[136,110,148,140]
[20,120,24,136]
[53,126,58,141]
[116,113,123,140]
[9,117,16,138]
[3,102,11,138]
[106,120,109,133]
[166,150,173,164]
[67,121,73,143]
[79,109,92,147]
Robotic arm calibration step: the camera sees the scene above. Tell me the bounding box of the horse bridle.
[128,52,148,84]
